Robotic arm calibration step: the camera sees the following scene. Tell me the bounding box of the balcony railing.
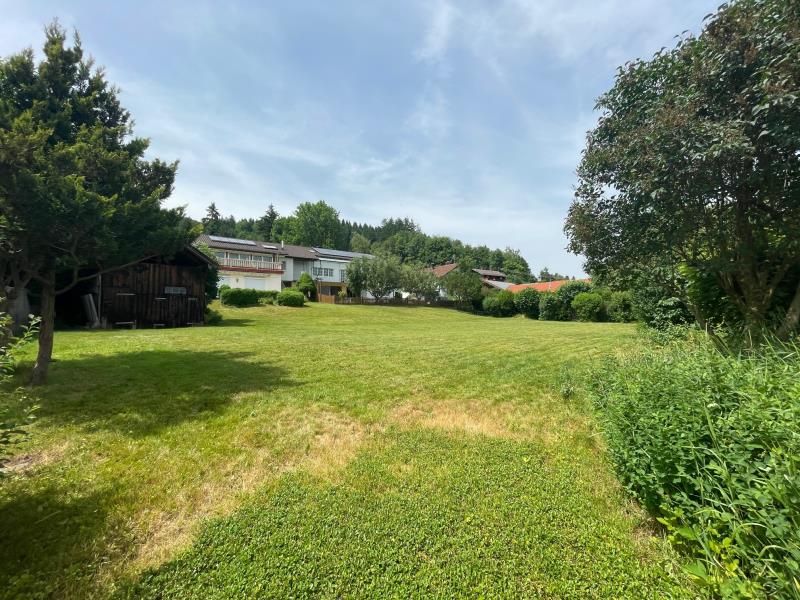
[218,257,284,271]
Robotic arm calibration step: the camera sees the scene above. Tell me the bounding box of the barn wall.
[100,262,206,328]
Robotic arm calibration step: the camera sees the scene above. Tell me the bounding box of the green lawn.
[1,304,692,598]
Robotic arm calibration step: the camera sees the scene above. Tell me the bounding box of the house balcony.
[218,257,284,273]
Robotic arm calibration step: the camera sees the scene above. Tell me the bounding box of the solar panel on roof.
[208,235,256,246]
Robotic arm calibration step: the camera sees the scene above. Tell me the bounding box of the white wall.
[219,271,282,292]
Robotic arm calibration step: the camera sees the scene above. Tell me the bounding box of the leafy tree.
[292,201,341,248]
[500,248,533,283]
[270,216,297,244]
[400,264,440,300]
[538,268,567,282]
[0,24,191,384]
[443,268,482,306]
[296,271,316,300]
[565,0,800,342]
[350,232,372,254]
[345,256,370,298]
[364,255,402,300]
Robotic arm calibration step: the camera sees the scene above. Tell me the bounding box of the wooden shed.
[56,246,215,329]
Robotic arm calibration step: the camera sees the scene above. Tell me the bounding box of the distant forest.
[199,200,571,284]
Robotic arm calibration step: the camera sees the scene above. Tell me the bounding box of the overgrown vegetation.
[589,339,800,598]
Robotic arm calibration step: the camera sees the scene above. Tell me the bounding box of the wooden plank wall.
[100,263,206,328]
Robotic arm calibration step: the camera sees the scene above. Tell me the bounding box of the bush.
[606,291,634,322]
[482,290,516,317]
[296,272,316,300]
[513,288,540,318]
[538,293,561,321]
[589,340,800,597]
[219,288,276,307]
[571,292,604,322]
[632,285,693,329]
[556,281,593,320]
[204,307,223,325]
[275,289,305,307]
[257,290,279,305]
[218,284,231,297]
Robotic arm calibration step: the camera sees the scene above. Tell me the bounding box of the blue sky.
[1,1,719,275]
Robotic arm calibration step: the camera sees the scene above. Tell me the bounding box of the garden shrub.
[482,290,516,317]
[632,285,693,329]
[571,292,604,322]
[555,281,593,320]
[589,340,800,597]
[606,291,634,322]
[257,290,279,306]
[219,288,276,307]
[218,284,230,297]
[296,272,316,300]
[513,288,540,319]
[538,293,561,321]
[275,289,305,307]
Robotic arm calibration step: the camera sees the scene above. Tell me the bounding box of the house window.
[312,267,334,277]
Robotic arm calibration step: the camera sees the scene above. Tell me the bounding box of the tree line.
[200,200,542,283]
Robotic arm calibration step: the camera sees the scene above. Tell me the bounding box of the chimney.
[281,240,285,249]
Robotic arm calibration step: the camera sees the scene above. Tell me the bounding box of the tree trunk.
[777,281,800,341]
[31,280,56,386]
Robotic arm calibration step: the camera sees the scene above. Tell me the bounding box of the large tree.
[565,0,800,341]
[0,24,191,383]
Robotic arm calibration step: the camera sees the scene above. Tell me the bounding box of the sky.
[0,0,719,276]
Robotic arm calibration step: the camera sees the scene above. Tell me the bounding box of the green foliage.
[571,292,604,322]
[349,232,372,254]
[0,24,192,383]
[345,257,369,297]
[400,264,440,300]
[513,288,540,319]
[538,293,561,321]
[218,284,231,297]
[566,0,800,341]
[195,243,220,306]
[556,281,593,320]
[590,340,800,597]
[275,289,305,307]
[482,290,517,317]
[257,291,279,305]
[219,288,276,307]
[606,291,634,323]
[443,270,482,306]
[296,272,317,300]
[632,284,693,330]
[363,255,402,300]
[203,307,223,325]
[0,311,39,472]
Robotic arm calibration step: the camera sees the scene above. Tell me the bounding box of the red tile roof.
[508,279,590,293]
[430,263,459,278]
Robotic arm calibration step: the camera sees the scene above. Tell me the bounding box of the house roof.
[482,279,511,290]
[474,268,506,278]
[429,263,507,280]
[195,233,287,256]
[508,279,590,293]
[430,263,459,278]
[279,243,318,260]
[311,247,373,260]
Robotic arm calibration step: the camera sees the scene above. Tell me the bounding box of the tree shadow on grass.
[0,483,113,598]
[35,350,295,436]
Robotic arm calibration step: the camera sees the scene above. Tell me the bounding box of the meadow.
[1,303,693,598]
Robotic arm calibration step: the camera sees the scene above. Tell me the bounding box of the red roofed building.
[508,279,590,293]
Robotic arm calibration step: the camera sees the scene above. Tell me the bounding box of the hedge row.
[219,286,304,308]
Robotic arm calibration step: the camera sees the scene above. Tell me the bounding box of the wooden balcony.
[218,257,284,272]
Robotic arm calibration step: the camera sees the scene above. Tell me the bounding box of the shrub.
[513,288,540,318]
[482,290,516,317]
[606,291,634,322]
[275,289,305,307]
[589,340,800,597]
[219,288,277,307]
[218,284,231,297]
[538,293,561,321]
[632,285,693,329]
[571,292,604,322]
[556,281,593,320]
[296,272,316,300]
[204,307,223,325]
[257,290,279,305]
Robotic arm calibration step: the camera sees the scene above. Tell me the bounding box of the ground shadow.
[213,318,256,327]
[0,483,112,597]
[34,350,295,436]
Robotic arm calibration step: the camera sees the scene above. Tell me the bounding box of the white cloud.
[415,0,457,63]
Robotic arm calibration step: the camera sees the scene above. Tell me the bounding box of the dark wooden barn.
[56,246,214,329]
